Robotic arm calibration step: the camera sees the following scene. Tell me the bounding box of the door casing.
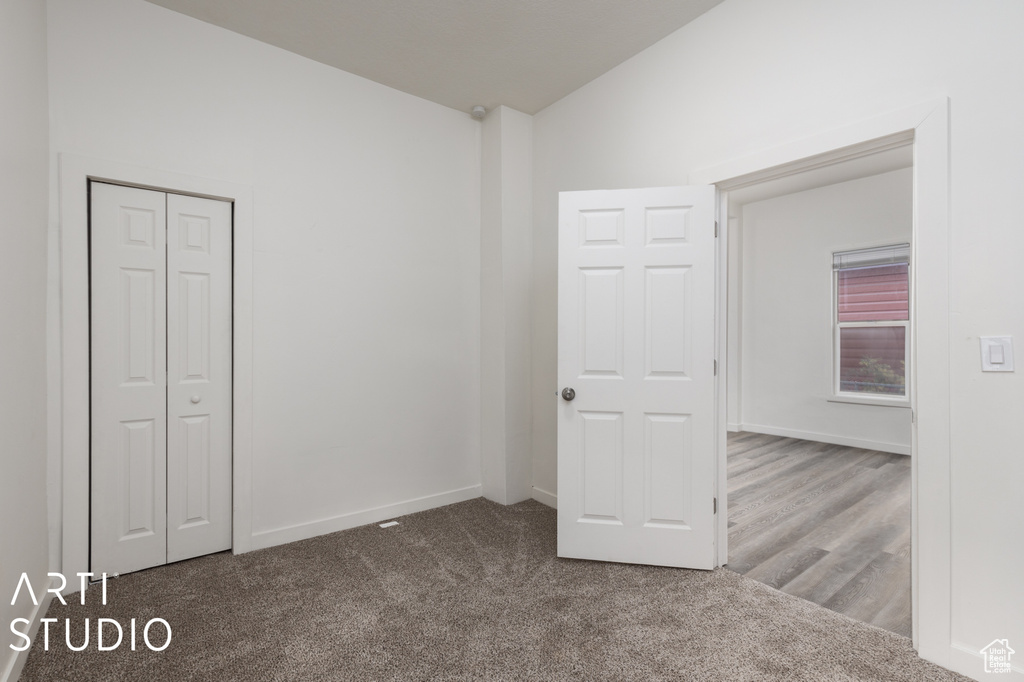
[691,97,951,665]
[57,154,255,593]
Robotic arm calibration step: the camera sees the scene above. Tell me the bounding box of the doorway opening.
[719,147,914,636]
[696,99,954,659]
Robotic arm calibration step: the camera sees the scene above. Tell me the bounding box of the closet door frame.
[58,153,254,594]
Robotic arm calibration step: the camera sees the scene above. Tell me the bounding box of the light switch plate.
[980,336,1014,372]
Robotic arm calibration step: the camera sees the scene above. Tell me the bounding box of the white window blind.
[833,243,909,270]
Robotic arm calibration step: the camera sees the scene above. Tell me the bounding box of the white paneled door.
[91,184,168,575]
[165,193,233,563]
[91,183,232,576]
[557,186,718,569]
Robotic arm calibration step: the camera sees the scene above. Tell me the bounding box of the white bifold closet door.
[91,182,232,576]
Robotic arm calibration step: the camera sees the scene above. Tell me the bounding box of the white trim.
[690,119,922,187]
[1,576,55,682]
[715,192,730,568]
[57,153,255,592]
[694,96,951,666]
[737,423,910,456]
[248,486,483,550]
[827,394,912,408]
[726,423,742,433]
[909,97,951,666]
[531,486,557,509]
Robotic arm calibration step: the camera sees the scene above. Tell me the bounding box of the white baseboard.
[248,485,483,551]
[949,640,1024,681]
[2,576,55,682]
[727,422,742,432]
[738,423,911,456]
[531,487,557,509]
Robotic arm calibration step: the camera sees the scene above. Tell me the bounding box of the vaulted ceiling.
[144,0,725,115]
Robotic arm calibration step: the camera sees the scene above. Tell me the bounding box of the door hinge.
[713,497,718,514]
[715,221,719,238]
[714,359,718,376]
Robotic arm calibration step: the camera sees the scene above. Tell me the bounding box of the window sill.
[828,394,911,408]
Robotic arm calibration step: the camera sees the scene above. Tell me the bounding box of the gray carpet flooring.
[21,498,966,681]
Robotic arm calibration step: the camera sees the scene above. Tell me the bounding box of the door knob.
[561,387,576,401]
[190,395,201,404]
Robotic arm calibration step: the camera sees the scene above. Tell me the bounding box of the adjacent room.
[722,154,914,636]
[3,0,1022,681]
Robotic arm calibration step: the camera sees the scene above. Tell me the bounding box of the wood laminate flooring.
[725,431,911,637]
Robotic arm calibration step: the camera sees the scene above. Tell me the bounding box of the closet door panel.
[91,182,168,575]
[166,193,233,563]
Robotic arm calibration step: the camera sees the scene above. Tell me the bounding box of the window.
[833,244,909,402]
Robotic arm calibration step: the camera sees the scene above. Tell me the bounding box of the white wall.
[1,0,51,677]
[532,0,1024,676]
[734,169,913,453]
[480,106,534,505]
[47,0,482,550]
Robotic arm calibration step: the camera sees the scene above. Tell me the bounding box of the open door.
[557,186,718,569]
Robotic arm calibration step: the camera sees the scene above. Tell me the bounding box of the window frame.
[830,244,911,407]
